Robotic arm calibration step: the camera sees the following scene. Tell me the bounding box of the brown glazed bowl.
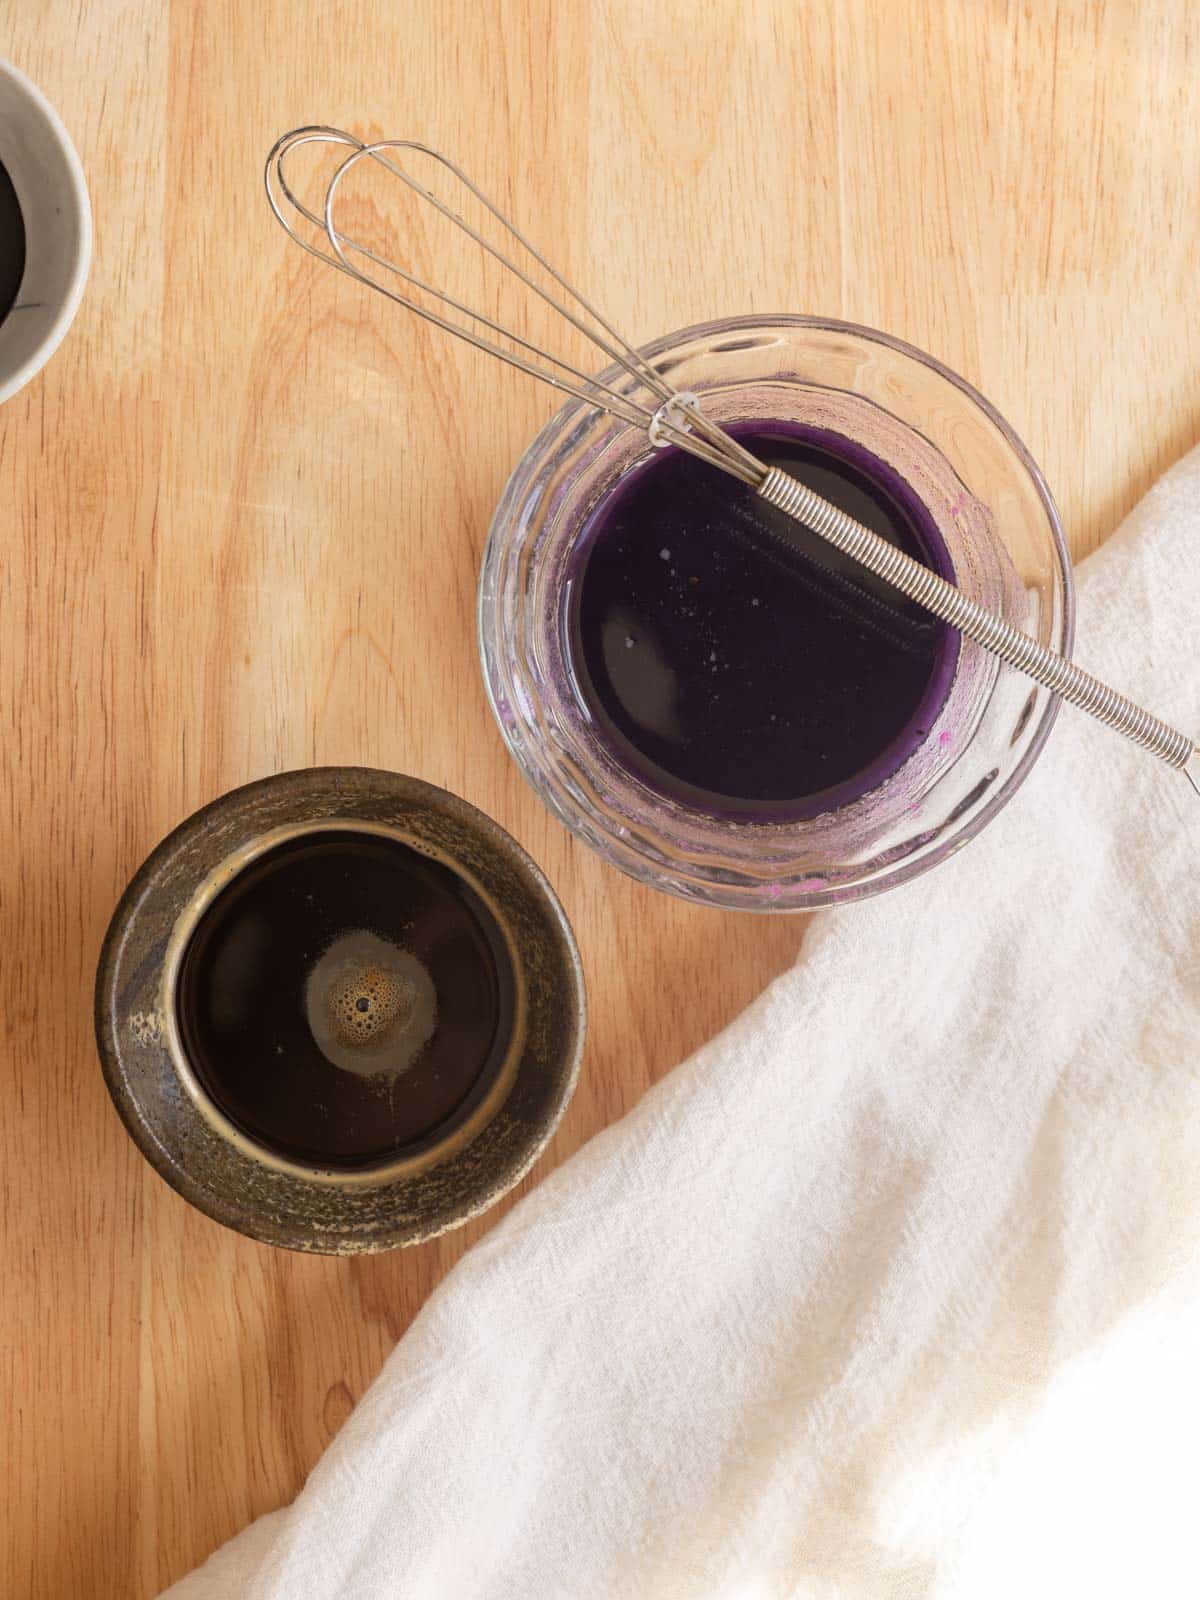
[95,768,585,1253]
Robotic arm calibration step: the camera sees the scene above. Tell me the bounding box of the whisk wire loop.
[266,127,754,474]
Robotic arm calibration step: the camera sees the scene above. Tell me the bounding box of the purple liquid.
[566,422,960,819]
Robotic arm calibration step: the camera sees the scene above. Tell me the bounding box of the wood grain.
[2,2,1198,1593]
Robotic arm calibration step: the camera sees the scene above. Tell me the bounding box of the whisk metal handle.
[757,466,1199,784]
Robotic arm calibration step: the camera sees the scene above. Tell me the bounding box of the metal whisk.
[265,125,1199,797]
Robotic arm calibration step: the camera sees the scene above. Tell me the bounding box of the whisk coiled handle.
[757,466,1198,774]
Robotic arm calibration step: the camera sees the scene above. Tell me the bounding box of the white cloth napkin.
[166,451,1200,1600]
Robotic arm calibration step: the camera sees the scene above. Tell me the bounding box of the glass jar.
[478,315,1072,911]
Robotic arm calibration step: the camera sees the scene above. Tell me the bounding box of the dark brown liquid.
[176,830,517,1169]
[0,159,26,326]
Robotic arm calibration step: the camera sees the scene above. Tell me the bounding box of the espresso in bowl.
[95,768,585,1253]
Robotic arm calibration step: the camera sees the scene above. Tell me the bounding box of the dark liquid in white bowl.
[0,159,27,326]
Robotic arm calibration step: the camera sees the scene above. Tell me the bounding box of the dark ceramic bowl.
[95,768,585,1253]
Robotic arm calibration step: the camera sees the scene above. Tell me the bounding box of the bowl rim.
[0,58,93,405]
[478,312,1074,911]
[94,767,587,1253]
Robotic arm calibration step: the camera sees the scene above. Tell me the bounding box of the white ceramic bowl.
[0,59,91,403]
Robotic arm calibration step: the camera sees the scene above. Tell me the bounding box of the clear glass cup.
[478,315,1072,911]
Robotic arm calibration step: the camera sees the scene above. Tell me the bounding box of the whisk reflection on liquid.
[265,126,1199,795]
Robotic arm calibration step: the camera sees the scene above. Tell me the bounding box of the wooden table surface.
[3,2,1199,1593]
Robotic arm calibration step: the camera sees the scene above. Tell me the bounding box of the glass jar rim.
[479,314,1073,911]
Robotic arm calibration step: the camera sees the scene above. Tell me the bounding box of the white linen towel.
[166,449,1200,1600]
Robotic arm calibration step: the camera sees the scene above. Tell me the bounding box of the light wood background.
[3,2,1199,1594]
